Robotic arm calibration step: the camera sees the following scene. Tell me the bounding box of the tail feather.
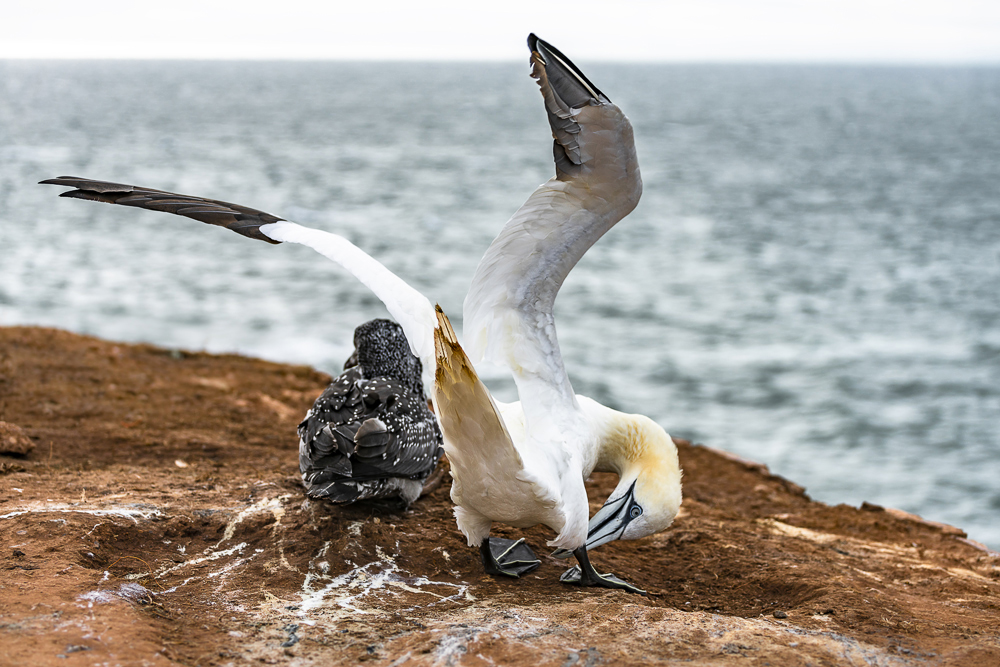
[433,306,561,529]
[431,306,522,473]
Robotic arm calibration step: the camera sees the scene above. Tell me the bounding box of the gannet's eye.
[629,505,643,519]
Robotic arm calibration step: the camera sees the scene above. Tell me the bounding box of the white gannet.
[298,318,443,506]
[441,35,681,591]
[41,34,681,593]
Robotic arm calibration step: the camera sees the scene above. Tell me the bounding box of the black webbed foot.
[480,537,541,578]
[559,546,645,594]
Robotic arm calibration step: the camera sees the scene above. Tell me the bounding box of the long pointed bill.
[551,481,642,559]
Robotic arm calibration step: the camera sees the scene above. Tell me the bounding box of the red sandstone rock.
[0,326,997,666]
[0,421,33,455]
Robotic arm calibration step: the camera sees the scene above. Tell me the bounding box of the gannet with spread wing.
[41,34,681,593]
[445,35,681,591]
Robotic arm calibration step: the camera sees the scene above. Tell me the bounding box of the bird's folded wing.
[39,177,438,371]
[462,34,641,429]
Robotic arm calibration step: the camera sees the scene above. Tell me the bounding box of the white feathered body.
[443,72,648,551]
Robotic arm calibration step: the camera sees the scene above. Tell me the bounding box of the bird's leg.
[559,546,645,594]
[479,536,541,578]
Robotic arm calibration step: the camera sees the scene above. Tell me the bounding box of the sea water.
[1,60,998,548]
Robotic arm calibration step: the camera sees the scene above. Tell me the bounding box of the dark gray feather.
[39,176,283,244]
[298,319,443,505]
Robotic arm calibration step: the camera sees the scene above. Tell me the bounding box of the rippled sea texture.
[2,61,998,547]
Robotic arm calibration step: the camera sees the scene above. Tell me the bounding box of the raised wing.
[262,221,437,371]
[462,35,643,426]
[39,177,438,379]
[39,176,282,244]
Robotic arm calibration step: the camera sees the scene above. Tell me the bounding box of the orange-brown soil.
[1,326,998,666]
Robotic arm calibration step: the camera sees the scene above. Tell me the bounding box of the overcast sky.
[2,0,998,63]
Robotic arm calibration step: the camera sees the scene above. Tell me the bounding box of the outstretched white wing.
[259,221,437,369]
[39,177,438,386]
[463,35,643,428]
[39,176,550,535]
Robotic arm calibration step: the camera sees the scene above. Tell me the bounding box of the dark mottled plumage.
[298,319,443,505]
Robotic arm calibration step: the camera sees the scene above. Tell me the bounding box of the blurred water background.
[1,60,998,547]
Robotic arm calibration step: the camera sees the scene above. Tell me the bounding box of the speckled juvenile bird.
[297,318,443,506]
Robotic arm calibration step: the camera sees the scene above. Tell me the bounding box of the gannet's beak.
[551,481,643,558]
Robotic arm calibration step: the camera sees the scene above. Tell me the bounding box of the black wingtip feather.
[40,175,283,245]
[58,189,122,205]
[527,33,607,102]
[40,176,139,194]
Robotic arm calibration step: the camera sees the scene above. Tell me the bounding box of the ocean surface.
[1,60,998,548]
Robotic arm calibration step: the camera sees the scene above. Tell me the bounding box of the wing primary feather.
[41,177,439,390]
[528,33,607,104]
[40,176,282,244]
